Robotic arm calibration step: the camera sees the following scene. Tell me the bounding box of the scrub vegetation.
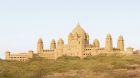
[1,53,140,78]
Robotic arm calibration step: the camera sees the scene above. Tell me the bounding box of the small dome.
[94,39,99,42]
[38,38,43,43]
[127,46,133,49]
[118,35,123,40]
[93,38,100,47]
[106,33,112,38]
[58,38,63,41]
[58,38,64,44]
[51,39,56,43]
[6,51,10,53]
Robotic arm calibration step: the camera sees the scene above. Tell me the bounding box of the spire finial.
[72,21,86,34]
[118,35,124,40]
[38,37,43,42]
[106,33,112,38]
[76,21,80,27]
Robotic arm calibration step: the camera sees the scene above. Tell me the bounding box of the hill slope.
[1,54,140,78]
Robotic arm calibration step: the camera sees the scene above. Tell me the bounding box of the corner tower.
[105,34,113,51]
[117,35,124,51]
[50,39,56,50]
[57,38,64,47]
[37,38,44,53]
[93,39,100,48]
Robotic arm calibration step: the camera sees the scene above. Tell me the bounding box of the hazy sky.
[0,0,140,59]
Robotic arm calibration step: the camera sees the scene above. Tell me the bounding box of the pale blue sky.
[0,0,140,59]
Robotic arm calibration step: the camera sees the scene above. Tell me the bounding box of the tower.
[105,34,113,51]
[93,39,100,48]
[37,38,44,53]
[57,38,64,47]
[117,35,124,51]
[50,39,56,50]
[56,38,64,58]
[5,51,10,60]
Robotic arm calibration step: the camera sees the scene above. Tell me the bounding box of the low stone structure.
[5,23,138,61]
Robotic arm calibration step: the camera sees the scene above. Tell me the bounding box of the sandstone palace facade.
[5,23,139,61]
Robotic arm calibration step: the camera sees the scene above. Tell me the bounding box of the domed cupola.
[68,22,89,47]
[50,39,56,50]
[57,38,64,46]
[72,22,86,36]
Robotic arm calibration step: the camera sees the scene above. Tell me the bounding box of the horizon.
[0,0,140,59]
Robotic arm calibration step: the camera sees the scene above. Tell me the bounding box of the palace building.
[5,23,138,61]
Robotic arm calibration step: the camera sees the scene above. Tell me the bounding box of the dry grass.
[1,54,140,78]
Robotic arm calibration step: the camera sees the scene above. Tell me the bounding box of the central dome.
[72,23,86,35]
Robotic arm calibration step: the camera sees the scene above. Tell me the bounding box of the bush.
[0,54,140,78]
